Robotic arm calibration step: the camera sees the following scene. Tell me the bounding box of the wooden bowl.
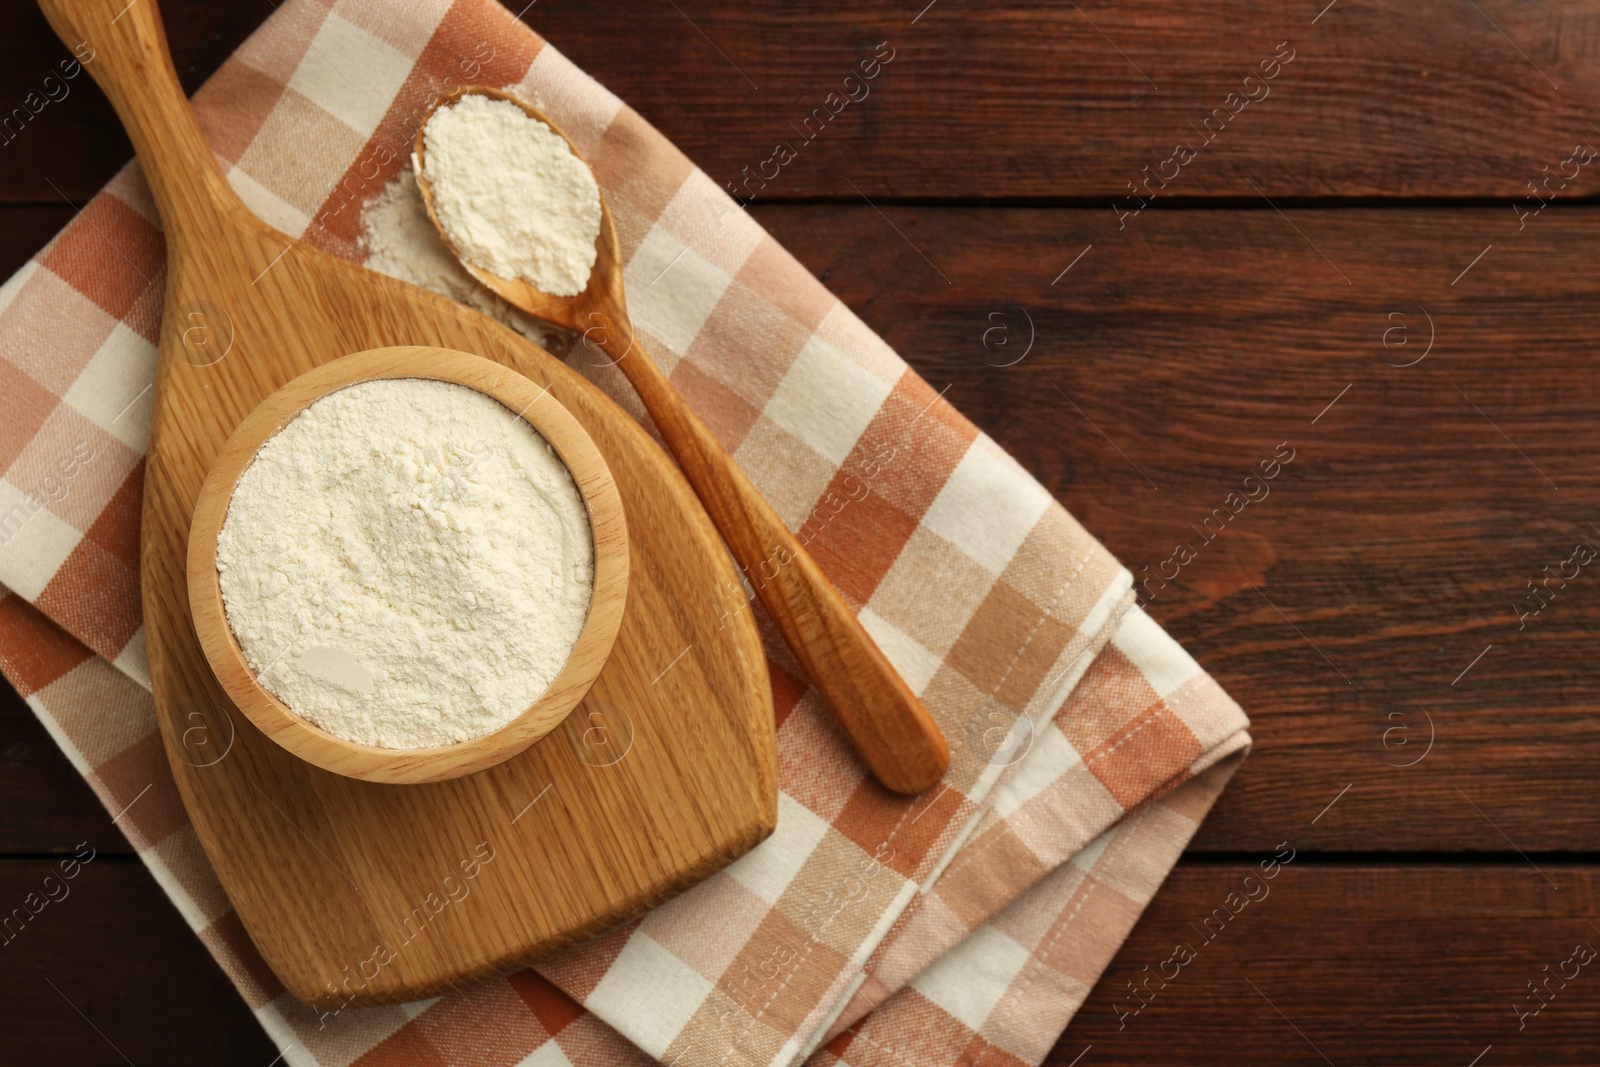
[186,346,629,785]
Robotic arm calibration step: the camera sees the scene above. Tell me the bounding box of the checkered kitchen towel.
[0,0,1252,1064]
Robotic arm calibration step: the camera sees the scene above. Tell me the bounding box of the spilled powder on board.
[359,170,550,345]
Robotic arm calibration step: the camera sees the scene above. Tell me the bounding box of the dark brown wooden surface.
[1072,863,1600,1065]
[12,1,1600,203]
[3,0,1599,1062]
[756,202,1600,855]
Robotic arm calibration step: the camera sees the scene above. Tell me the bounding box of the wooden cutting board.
[38,0,777,1007]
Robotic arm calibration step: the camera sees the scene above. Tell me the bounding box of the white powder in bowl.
[215,378,595,749]
[420,94,602,297]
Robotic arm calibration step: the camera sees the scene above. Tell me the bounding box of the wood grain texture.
[0,683,123,853]
[755,201,1600,853]
[0,857,281,1065]
[4,855,1599,1065]
[12,1,1600,202]
[187,348,630,785]
[415,87,948,795]
[1056,863,1600,1065]
[0,205,73,277]
[34,0,776,1007]
[506,0,1600,200]
[0,0,275,200]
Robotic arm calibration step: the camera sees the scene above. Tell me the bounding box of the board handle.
[37,0,240,237]
[604,318,951,795]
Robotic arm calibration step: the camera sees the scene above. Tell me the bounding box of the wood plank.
[0,205,72,278]
[1056,864,1600,1064]
[535,0,1600,200]
[0,858,1593,1064]
[752,202,1600,853]
[0,0,276,202]
[0,857,278,1065]
[9,1,1600,202]
[0,679,127,853]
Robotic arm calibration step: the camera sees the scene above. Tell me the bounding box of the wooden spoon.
[413,87,950,795]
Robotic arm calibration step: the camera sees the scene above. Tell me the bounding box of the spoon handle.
[605,324,950,795]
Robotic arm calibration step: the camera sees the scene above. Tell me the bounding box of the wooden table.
[4,1,1598,1062]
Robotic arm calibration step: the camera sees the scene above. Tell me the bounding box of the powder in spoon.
[215,378,594,749]
[420,94,602,297]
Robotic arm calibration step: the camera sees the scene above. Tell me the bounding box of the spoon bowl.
[413,86,624,337]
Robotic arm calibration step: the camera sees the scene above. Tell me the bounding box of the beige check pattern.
[0,1,1251,1064]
